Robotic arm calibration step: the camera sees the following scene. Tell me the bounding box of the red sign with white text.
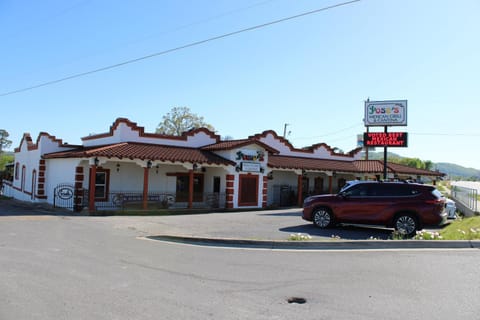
[363,132,408,147]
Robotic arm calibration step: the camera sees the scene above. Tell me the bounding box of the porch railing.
[93,191,226,211]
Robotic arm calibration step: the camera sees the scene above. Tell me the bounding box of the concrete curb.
[147,235,480,250]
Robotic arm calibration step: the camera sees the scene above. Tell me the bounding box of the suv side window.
[376,184,420,197]
[344,184,372,197]
[397,185,420,196]
[408,188,421,196]
[372,184,392,196]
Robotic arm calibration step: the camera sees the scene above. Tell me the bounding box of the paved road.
[1,211,479,320]
[1,199,480,319]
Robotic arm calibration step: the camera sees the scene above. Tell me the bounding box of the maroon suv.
[302,180,447,236]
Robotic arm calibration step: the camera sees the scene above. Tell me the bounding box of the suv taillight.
[425,199,444,205]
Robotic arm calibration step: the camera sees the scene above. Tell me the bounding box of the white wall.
[45,158,80,205]
[258,132,362,161]
[82,121,218,148]
[12,141,41,202]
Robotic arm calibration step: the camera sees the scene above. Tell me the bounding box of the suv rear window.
[431,188,443,199]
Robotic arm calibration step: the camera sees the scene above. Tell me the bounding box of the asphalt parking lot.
[2,198,479,249]
[0,198,427,241]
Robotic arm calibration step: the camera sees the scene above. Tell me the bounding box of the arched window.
[31,170,37,200]
[21,165,26,191]
[15,162,20,180]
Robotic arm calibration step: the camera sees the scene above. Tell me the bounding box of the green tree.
[0,153,14,171]
[391,157,437,170]
[156,107,215,135]
[0,129,12,153]
[424,160,434,171]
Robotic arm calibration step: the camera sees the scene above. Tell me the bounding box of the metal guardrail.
[1,180,13,197]
[451,185,478,213]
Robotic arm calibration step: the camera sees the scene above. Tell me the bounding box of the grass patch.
[437,216,480,240]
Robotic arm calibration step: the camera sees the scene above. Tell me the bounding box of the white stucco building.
[2,118,444,212]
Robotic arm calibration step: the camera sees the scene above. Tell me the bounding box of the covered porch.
[44,142,236,212]
[87,158,228,211]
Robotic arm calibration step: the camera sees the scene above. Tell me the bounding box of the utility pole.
[283,123,290,138]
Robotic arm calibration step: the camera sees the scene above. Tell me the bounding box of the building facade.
[2,118,444,212]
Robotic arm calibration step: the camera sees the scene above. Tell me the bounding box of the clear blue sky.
[1,0,479,169]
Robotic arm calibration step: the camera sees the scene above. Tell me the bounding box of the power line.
[295,122,363,140]
[0,0,360,97]
[410,132,480,137]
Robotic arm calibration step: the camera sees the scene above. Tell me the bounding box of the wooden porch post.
[328,175,333,194]
[188,169,194,209]
[297,174,303,207]
[142,167,149,210]
[88,164,96,213]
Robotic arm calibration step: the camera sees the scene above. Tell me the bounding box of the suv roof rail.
[378,179,414,184]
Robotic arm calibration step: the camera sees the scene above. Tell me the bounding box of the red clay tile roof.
[43,142,444,177]
[268,155,359,173]
[202,139,279,153]
[43,142,235,166]
[353,160,389,173]
[269,156,444,177]
[385,162,444,177]
[353,160,443,177]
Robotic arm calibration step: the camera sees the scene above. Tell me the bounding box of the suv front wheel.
[393,213,418,237]
[312,208,334,228]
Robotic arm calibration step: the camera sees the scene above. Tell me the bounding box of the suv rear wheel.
[393,213,418,237]
[312,208,333,228]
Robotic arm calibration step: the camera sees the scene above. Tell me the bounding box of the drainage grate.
[287,297,307,304]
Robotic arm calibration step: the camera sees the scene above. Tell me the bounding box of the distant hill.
[435,163,480,180]
[363,151,480,181]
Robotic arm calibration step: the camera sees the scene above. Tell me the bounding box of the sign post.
[364,100,408,180]
[383,126,388,180]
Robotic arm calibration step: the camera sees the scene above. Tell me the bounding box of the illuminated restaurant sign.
[363,132,408,147]
[364,100,407,126]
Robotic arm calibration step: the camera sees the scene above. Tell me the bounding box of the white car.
[445,199,457,219]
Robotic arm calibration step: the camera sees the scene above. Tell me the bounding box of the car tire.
[312,208,334,228]
[393,213,418,237]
